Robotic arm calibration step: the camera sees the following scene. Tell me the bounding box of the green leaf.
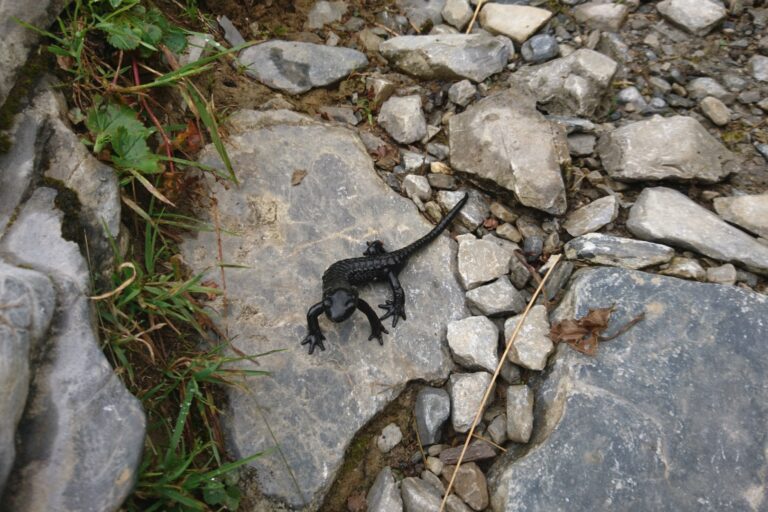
[111,126,162,173]
[109,0,125,8]
[99,21,142,50]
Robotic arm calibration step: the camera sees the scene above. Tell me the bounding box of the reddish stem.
[131,56,176,175]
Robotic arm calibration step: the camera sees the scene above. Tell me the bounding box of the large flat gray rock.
[0,188,145,512]
[379,34,510,83]
[240,40,368,94]
[627,187,768,274]
[179,110,466,509]
[490,267,768,512]
[449,89,569,215]
[598,116,735,183]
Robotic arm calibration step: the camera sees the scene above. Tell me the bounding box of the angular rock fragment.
[660,256,706,281]
[240,40,368,94]
[452,462,489,511]
[379,95,428,144]
[503,305,554,371]
[457,238,514,290]
[627,187,768,273]
[442,0,472,30]
[449,89,569,215]
[657,0,727,36]
[447,316,500,372]
[449,372,494,433]
[513,49,618,117]
[598,116,735,183]
[439,440,497,465]
[572,1,630,32]
[563,195,618,237]
[366,467,403,512]
[505,384,534,443]
[416,387,452,446]
[402,477,442,512]
[397,0,446,30]
[479,4,552,44]
[564,233,675,270]
[714,194,768,239]
[465,278,526,316]
[379,34,509,82]
[306,0,347,29]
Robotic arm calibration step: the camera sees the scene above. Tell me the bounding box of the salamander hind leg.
[301,302,327,355]
[379,271,407,328]
[357,299,389,345]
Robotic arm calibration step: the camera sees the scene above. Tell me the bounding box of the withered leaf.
[550,306,614,356]
[483,217,500,230]
[291,169,308,186]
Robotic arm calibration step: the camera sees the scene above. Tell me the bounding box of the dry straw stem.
[439,253,563,512]
[465,0,486,34]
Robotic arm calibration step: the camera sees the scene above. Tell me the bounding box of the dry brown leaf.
[550,306,615,356]
[291,169,308,186]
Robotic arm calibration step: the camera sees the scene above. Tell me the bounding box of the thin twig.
[439,254,563,512]
[465,0,485,34]
[471,433,507,453]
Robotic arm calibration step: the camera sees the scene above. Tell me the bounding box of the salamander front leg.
[357,299,389,345]
[379,271,406,328]
[301,302,327,355]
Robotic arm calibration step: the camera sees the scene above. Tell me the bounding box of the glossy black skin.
[301,194,469,354]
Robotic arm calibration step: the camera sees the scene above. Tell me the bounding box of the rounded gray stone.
[521,34,559,63]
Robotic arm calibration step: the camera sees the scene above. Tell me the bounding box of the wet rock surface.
[179,110,466,508]
[490,267,768,511]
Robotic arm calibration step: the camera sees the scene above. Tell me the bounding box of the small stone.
[378,95,427,144]
[306,1,347,29]
[366,466,403,512]
[403,174,433,202]
[437,190,489,230]
[446,494,473,512]
[442,0,473,30]
[427,173,456,190]
[452,462,489,511]
[749,55,768,82]
[401,477,442,512]
[567,133,597,157]
[439,439,497,464]
[479,4,553,44]
[398,0,445,31]
[487,414,508,445]
[660,257,707,281]
[503,305,554,371]
[218,15,246,46]
[457,238,514,290]
[427,444,445,457]
[466,278,527,316]
[700,96,731,126]
[563,195,619,237]
[448,372,494,433]
[448,79,477,107]
[319,106,359,125]
[377,423,403,453]
[415,387,451,446]
[506,384,534,443]
[706,263,737,285]
[564,233,675,270]
[490,202,518,223]
[657,0,727,36]
[572,1,630,32]
[366,76,396,106]
[508,253,532,289]
[687,77,730,100]
[543,260,574,302]
[358,28,384,52]
[496,223,522,243]
[446,316,500,372]
[500,359,522,385]
[420,470,445,496]
[426,456,444,476]
[713,194,768,239]
[520,34,559,63]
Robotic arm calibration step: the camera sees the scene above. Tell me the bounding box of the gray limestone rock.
[598,116,735,183]
[699,96,731,126]
[379,34,510,83]
[706,263,737,285]
[564,233,675,270]
[687,77,730,100]
[490,267,768,511]
[401,477,442,512]
[446,494,473,512]
[0,0,66,107]
[458,238,514,290]
[566,133,596,157]
[487,414,508,446]
[379,95,428,144]
[627,187,768,274]
[750,55,768,82]
[179,110,466,509]
[449,89,569,215]
[465,278,526,316]
[0,264,55,493]
[503,305,554,371]
[403,174,432,202]
[713,194,768,239]
[478,4,553,44]
[452,462,489,511]
[415,387,452,446]
[437,190,489,231]
[572,1,630,32]
[505,384,533,443]
[240,40,368,94]
[448,372,494,433]
[397,0,447,30]
[377,423,404,453]
[513,49,618,117]
[442,0,473,30]
[563,195,618,237]
[0,189,145,512]
[660,256,706,281]
[657,0,727,36]
[521,34,559,64]
[448,80,477,107]
[446,316,500,372]
[367,467,403,512]
[306,1,347,29]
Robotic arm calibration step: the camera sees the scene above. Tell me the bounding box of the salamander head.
[324,288,358,323]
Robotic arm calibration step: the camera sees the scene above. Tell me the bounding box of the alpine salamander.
[301,193,469,354]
